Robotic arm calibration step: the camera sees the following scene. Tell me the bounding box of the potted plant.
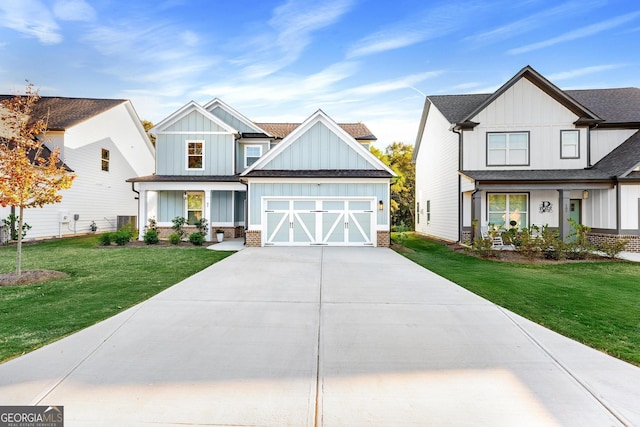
[216,229,224,243]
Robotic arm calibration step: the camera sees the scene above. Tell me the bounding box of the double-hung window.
[487,132,529,166]
[186,192,204,225]
[186,140,204,170]
[101,148,109,172]
[244,145,262,168]
[488,194,528,229]
[560,130,579,159]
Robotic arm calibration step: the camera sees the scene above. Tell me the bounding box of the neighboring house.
[413,65,640,252]
[0,96,155,240]
[128,98,394,247]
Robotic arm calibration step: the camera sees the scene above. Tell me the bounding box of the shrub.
[147,217,157,232]
[171,217,187,239]
[194,218,209,236]
[2,214,31,240]
[393,221,409,246]
[118,222,138,240]
[113,231,132,246]
[189,232,206,246]
[98,233,112,246]
[168,232,182,245]
[598,238,629,259]
[143,229,159,245]
[471,236,499,258]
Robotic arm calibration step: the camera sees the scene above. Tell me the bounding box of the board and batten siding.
[464,78,586,170]
[590,129,637,165]
[157,191,183,222]
[621,185,640,230]
[208,106,257,133]
[211,191,233,223]
[156,133,234,176]
[236,140,270,172]
[415,103,460,242]
[261,122,372,170]
[248,182,389,227]
[582,188,617,229]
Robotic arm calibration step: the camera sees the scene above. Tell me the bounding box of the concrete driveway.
[1,247,639,426]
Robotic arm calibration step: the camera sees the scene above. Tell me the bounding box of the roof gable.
[203,98,268,135]
[242,110,393,176]
[0,95,126,131]
[592,130,640,177]
[149,101,237,134]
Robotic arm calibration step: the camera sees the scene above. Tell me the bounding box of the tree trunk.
[16,206,23,276]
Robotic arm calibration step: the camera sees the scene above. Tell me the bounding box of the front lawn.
[0,236,233,363]
[395,234,640,366]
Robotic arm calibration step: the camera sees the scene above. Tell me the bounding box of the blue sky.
[1,0,639,148]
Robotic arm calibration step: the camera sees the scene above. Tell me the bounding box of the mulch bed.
[0,270,69,287]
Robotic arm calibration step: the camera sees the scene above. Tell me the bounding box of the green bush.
[171,217,187,239]
[168,232,182,245]
[598,239,629,259]
[113,231,132,246]
[193,218,209,236]
[118,222,138,240]
[470,236,500,258]
[98,233,112,246]
[143,229,159,245]
[189,232,206,246]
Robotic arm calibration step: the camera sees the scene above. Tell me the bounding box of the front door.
[569,199,581,225]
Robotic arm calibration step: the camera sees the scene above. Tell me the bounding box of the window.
[487,132,529,166]
[426,200,431,224]
[186,141,204,169]
[561,130,579,159]
[416,202,420,224]
[244,145,262,168]
[488,194,528,229]
[186,192,203,225]
[101,148,109,172]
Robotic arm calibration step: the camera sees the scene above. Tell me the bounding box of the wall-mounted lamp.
[583,190,589,199]
[378,200,384,211]
[183,191,187,200]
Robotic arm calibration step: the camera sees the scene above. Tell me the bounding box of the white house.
[0,96,155,240]
[129,99,394,246]
[413,65,640,252]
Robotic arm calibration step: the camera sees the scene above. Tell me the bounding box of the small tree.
[0,84,75,275]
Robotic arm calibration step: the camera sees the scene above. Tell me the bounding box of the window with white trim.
[487,132,529,166]
[426,200,431,224]
[186,140,204,170]
[560,130,579,159]
[186,192,204,225]
[488,194,528,229]
[244,145,262,168]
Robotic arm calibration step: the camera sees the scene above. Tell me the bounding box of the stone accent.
[588,233,640,253]
[245,230,262,247]
[461,230,472,245]
[377,231,390,248]
[214,226,245,239]
[156,226,198,240]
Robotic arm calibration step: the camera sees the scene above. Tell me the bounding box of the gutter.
[452,127,463,243]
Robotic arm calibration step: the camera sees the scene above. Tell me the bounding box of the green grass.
[395,234,640,366]
[0,236,233,362]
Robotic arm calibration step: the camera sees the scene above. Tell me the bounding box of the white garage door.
[263,198,376,246]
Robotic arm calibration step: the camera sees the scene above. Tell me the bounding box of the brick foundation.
[377,231,390,248]
[588,233,640,253]
[461,230,472,245]
[156,226,244,242]
[245,230,262,247]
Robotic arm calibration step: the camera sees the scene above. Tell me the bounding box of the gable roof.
[0,95,126,131]
[149,100,237,134]
[256,122,377,141]
[242,109,393,177]
[591,130,640,177]
[203,98,270,135]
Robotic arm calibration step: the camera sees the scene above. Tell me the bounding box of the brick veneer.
[245,230,262,247]
[588,233,640,253]
[377,231,390,248]
[156,226,244,241]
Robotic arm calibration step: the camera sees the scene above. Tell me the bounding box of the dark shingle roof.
[592,130,640,177]
[0,95,126,130]
[127,175,240,183]
[256,122,376,141]
[243,169,392,178]
[429,87,640,125]
[460,169,612,181]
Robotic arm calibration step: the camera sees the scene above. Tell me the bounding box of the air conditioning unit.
[59,212,71,223]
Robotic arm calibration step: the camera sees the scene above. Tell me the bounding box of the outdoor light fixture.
[583,190,589,199]
[378,200,384,211]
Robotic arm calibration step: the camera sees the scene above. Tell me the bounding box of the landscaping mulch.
[0,270,69,287]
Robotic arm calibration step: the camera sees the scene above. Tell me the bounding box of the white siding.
[464,78,587,170]
[621,185,640,230]
[583,188,617,229]
[415,105,459,241]
[590,129,636,165]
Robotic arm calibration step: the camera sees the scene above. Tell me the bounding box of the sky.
[0,0,639,149]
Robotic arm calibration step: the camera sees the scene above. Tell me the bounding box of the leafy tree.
[372,142,415,229]
[141,120,156,147]
[0,84,75,275]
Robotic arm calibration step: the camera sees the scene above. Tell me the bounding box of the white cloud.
[0,0,62,44]
[508,11,640,54]
[546,64,626,81]
[53,0,96,22]
[180,30,199,47]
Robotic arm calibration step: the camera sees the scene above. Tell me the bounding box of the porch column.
[471,190,482,241]
[558,189,571,241]
[138,188,147,241]
[204,190,212,241]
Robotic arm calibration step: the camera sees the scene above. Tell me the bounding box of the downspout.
[130,182,141,236]
[452,127,463,243]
